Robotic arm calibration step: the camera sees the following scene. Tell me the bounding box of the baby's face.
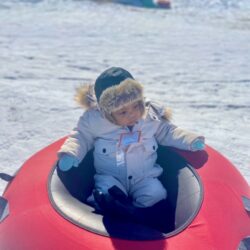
[112,101,143,126]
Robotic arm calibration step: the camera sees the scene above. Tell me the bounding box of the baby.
[57,67,205,217]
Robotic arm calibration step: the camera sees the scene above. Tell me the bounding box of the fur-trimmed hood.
[74,84,172,121]
[74,84,97,110]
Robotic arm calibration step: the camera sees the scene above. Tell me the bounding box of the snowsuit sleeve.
[155,121,205,151]
[147,101,205,151]
[58,110,95,162]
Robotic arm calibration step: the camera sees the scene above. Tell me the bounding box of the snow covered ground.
[0,0,249,194]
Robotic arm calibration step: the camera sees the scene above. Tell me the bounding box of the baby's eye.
[118,111,127,116]
[133,103,139,109]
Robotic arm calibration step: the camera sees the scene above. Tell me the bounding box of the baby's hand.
[58,154,79,171]
[191,138,205,151]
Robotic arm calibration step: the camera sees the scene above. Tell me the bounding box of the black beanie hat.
[94,67,134,102]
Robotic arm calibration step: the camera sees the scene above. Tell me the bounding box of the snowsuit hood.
[74,84,172,122]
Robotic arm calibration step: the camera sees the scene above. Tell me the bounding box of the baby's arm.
[155,121,205,151]
[57,111,95,171]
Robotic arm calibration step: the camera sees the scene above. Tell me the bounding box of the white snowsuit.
[58,101,204,207]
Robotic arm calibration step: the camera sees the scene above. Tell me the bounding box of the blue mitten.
[191,139,205,151]
[58,154,79,171]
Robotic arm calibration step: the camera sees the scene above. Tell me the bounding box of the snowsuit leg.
[130,177,167,207]
[94,174,127,196]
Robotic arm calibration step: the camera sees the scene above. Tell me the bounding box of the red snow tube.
[0,137,250,250]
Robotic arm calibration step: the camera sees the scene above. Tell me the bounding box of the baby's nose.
[128,111,136,118]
